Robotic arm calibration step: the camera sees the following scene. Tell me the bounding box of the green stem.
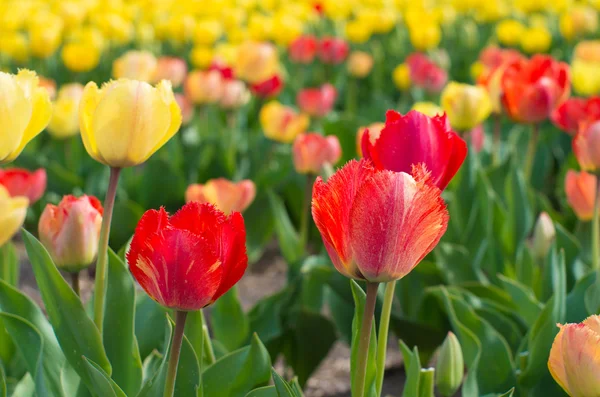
[71,272,80,296]
[93,167,121,331]
[346,78,358,117]
[300,174,315,250]
[375,281,396,396]
[202,324,216,365]
[355,282,379,397]
[524,123,539,181]
[592,175,600,271]
[164,311,188,397]
[493,113,501,166]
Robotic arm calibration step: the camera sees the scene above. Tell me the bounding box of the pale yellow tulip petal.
[0,72,32,162]
[145,80,182,160]
[548,325,569,395]
[0,196,29,246]
[79,82,103,163]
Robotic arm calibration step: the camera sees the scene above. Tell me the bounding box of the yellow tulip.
[572,59,600,96]
[0,32,29,63]
[520,26,552,54]
[441,82,492,131]
[496,19,525,47]
[194,19,223,46]
[62,42,101,73]
[345,20,372,44]
[574,40,600,63]
[409,23,441,51]
[411,102,444,117]
[260,101,309,143]
[392,63,411,91]
[560,6,599,41]
[79,79,182,168]
[29,26,62,59]
[235,41,279,84]
[190,46,214,69]
[271,15,303,46]
[347,51,374,78]
[0,185,28,246]
[112,50,158,81]
[0,70,52,163]
[48,83,85,139]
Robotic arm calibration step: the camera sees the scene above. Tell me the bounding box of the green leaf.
[0,242,19,287]
[212,286,250,352]
[497,275,542,327]
[350,281,377,397]
[184,311,205,369]
[399,341,421,397]
[499,388,515,397]
[135,294,167,360]
[267,190,303,264]
[244,194,275,264]
[0,360,5,397]
[81,357,127,397]
[21,230,112,390]
[501,166,533,257]
[104,249,143,395]
[271,370,295,396]
[11,374,35,397]
[202,334,271,397]
[245,386,278,397]
[418,368,435,397]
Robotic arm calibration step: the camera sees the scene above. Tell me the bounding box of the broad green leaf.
[271,370,295,396]
[267,190,303,264]
[202,334,271,397]
[0,361,5,397]
[399,341,421,397]
[212,287,250,352]
[81,358,127,397]
[497,275,542,327]
[11,374,35,397]
[0,242,18,286]
[104,250,143,396]
[502,167,533,258]
[21,230,111,390]
[244,194,275,264]
[135,294,167,360]
[350,281,377,397]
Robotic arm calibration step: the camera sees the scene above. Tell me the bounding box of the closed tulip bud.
[174,94,195,125]
[551,97,600,135]
[184,69,224,105]
[0,168,46,204]
[260,101,310,143]
[38,195,103,271]
[79,79,182,168]
[220,80,250,109]
[441,82,492,132]
[297,84,337,118]
[393,63,411,91]
[357,123,384,157]
[293,133,341,174]
[48,83,85,139]
[496,20,526,47]
[312,160,448,282]
[112,50,158,81]
[288,34,318,64]
[565,170,597,221]
[0,70,52,164]
[574,121,600,171]
[185,178,256,214]
[235,41,279,84]
[127,202,248,310]
[520,27,552,54]
[409,23,441,51]
[411,102,444,118]
[250,74,284,98]
[435,332,464,397]
[0,185,28,247]
[61,42,101,73]
[549,315,600,396]
[153,57,187,88]
[318,36,349,64]
[530,212,556,259]
[347,51,374,78]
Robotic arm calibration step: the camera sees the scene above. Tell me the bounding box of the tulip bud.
[250,74,284,98]
[112,50,158,81]
[293,133,341,174]
[435,332,464,397]
[48,83,85,139]
[0,168,46,204]
[260,101,310,143]
[289,35,318,64]
[184,69,224,105]
[62,42,101,73]
[393,63,411,91]
[530,212,556,259]
[565,170,597,221]
[0,185,28,247]
[441,82,492,132]
[38,195,103,272]
[317,36,349,65]
[235,41,279,84]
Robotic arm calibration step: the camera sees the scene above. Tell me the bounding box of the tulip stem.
[493,114,501,165]
[375,280,396,396]
[346,78,358,117]
[356,282,379,397]
[592,176,600,271]
[524,123,539,181]
[93,167,121,332]
[164,311,188,397]
[71,272,80,296]
[300,174,315,250]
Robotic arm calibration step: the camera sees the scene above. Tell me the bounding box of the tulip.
[184,69,225,105]
[0,168,46,204]
[408,22,441,51]
[496,20,526,47]
[0,70,52,164]
[209,61,235,80]
[292,133,341,174]
[61,42,101,73]
[411,102,444,117]
[361,110,467,190]
[296,84,337,118]
[530,212,556,259]
[153,57,188,88]
[552,97,600,135]
[235,41,279,84]
[250,74,284,98]
[565,170,597,221]
[559,5,598,41]
[347,51,374,78]
[345,20,372,44]
[572,59,600,96]
[574,121,600,172]
[112,50,158,81]
[260,101,310,143]
[0,185,28,247]
[220,80,250,109]
[185,179,256,214]
[435,332,464,397]
[441,82,492,132]
[79,79,182,168]
[289,34,318,63]
[174,94,195,125]
[318,36,349,64]
[127,202,247,310]
[406,53,448,94]
[312,159,448,282]
[190,46,215,69]
[38,195,103,272]
[357,123,384,157]
[48,83,85,139]
[501,55,570,123]
[477,47,526,114]
[574,40,600,64]
[392,63,411,91]
[548,315,600,396]
[520,27,552,54]
[38,77,57,100]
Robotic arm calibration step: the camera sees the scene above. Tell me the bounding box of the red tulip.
[297,83,337,117]
[478,46,524,72]
[318,37,349,65]
[293,133,341,174]
[0,168,46,203]
[250,74,284,98]
[469,124,485,153]
[501,55,570,123]
[312,159,448,282]
[573,120,600,171]
[38,195,103,271]
[289,35,318,64]
[565,170,597,221]
[127,202,247,310]
[209,61,235,80]
[406,53,448,94]
[361,110,467,190]
[552,97,600,135]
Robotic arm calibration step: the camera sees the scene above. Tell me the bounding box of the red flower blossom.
[501,55,570,123]
[318,37,349,65]
[573,120,600,172]
[297,83,337,117]
[250,74,284,98]
[552,97,600,135]
[0,168,46,203]
[209,61,235,80]
[293,133,341,174]
[127,202,247,310]
[361,110,467,190]
[406,53,448,94]
[311,159,448,282]
[289,35,318,64]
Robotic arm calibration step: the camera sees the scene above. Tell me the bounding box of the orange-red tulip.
[289,35,318,64]
[185,178,256,214]
[184,69,224,105]
[250,74,284,98]
[573,121,600,171]
[565,170,597,221]
[297,84,337,117]
[0,168,46,204]
[318,36,349,65]
[552,97,600,135]
[292,133,341,174]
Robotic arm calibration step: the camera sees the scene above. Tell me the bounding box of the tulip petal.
[79,82,103,163]
[127,207,170,271]
[0,192,28,246]
[562,323,600,397]
[170,201,226,243]
[8,87,52,161]
[145,80,182,160]
[0,72,32,162]
[349,165,448,282]
[548,325,569,394]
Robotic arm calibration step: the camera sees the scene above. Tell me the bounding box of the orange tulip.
[153,56,188,88]
[573,121,600,171]
[184,69,224,105]
[260,101,310,143]
[292,133,341,174]
[565,170,597,221]
[185,178,256,214]
[235,41,279,84]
